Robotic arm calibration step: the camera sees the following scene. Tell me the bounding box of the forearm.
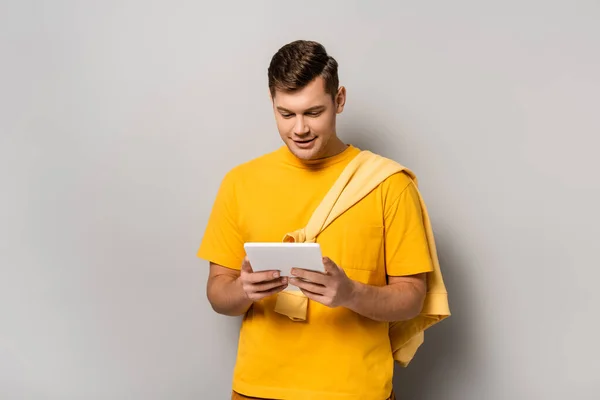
[345,280,425,322]
[207,275,252,317]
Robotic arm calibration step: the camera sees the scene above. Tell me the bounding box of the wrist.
[235,275,251,302]
[344,279,363,309]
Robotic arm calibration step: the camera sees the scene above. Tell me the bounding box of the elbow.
[207,292,236,316]
[206,279,247,317]
[404,291,426,320]
[392,290,426,322]
[206,292,222,314]
[402,279,427,320]
[206,279,228,316]
[404,302,424,320]
[206,287,233,316]
[206,290,219,313]
[389,302,422,322]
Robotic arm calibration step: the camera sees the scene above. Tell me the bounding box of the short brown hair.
[268,40,339,99]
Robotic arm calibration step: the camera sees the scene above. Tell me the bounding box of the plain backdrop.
[1,1,599,399]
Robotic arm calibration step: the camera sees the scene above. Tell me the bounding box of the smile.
[293,137,317,149]
[293,137,316,144]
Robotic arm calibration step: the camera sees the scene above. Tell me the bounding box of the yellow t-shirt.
[198,145,434,400]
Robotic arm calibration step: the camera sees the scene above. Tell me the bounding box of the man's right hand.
[239,257,288,301]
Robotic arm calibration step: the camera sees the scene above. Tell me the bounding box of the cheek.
[275,118,293,136]
[311,115,335,135]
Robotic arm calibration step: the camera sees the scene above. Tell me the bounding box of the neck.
[318,137,347,159]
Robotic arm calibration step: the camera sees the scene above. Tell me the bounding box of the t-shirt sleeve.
[197,170,246,271]
[383,172,434,277]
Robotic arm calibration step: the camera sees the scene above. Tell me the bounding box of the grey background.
[1,1,599,399]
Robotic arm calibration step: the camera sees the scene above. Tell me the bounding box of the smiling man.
[198,40,437,400]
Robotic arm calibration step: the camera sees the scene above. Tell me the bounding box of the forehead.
[273,77,333,110]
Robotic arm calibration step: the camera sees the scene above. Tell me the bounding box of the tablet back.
[243,242,324,277]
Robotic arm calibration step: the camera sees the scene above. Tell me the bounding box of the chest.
[236,169,388,285]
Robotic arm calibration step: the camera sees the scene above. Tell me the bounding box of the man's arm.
[207,263,250,316]
[290,257,427,322]
[346,274,427,322]
[207,259,288,316]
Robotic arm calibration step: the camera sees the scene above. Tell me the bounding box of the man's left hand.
[289,257,355,308]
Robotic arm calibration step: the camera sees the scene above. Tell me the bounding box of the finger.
[250,277,288,292]
[290,268,327,285]
[241,257,253,274]
[290,277,326,295]
[322,257,339,274]
[249,282,288,300]
[245,269,281,283]
[299,288,326,304]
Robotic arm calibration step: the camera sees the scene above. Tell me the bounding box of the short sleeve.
[383,172,434,277]
[197,170,245,270]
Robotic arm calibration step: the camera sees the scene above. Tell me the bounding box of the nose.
[293,116,310,136]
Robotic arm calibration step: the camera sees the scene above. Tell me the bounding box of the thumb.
[322,257,339,274]
[241,257,253,274]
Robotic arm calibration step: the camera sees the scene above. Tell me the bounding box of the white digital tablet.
[243,242,325,277]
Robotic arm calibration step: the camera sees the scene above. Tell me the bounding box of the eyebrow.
[277,105,326,114]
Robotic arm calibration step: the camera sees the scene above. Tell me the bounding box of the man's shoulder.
[221,147,283,181]
[380,169,414,196]
[364,151,416,198]
[359,149,415,186]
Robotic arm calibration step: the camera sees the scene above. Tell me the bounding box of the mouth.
[292,137,317,149]
[293,137,316,145]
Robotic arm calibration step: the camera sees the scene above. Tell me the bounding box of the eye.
[280,113,294,119]
[306,111,322,117]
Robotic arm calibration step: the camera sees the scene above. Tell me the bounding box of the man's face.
[272,77,345,160]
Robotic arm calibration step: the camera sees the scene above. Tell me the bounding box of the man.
[198,40,437,400]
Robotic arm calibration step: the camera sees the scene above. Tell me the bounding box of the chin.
[288,145,322,161]
[293,149,315,160]
[284,138,323,160]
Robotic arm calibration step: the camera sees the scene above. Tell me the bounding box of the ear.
[335,86,346,114]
